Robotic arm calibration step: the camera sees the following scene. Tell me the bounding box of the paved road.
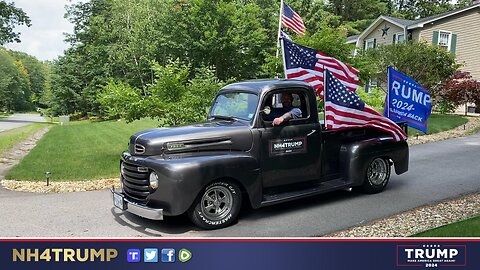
[0,132,479,237]
[0,113,47,132]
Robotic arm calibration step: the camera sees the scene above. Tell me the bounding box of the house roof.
[347,35,360,44]
[352,3,480,44]
[382,16,415,27]
[407,3,480,29]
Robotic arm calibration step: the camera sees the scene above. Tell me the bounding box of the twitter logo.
[144,248,158,263]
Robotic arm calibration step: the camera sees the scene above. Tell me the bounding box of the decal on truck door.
[269,137,307,156]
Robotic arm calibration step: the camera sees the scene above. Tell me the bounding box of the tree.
[441,71,480,114]
[326,0,389,23]
[98,60,225,126]
[9,51,48,106]
[390,0,453,20]
[0,0,31,44]
[0,48,29,111]
[365,41,460,102]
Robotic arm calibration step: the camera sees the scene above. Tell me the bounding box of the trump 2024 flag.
[384,67,432,134]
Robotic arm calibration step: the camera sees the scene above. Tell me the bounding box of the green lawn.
[0,124,50,155]
[408,114,467,136]
[413,216,480,237]
[6,118,160,181]
[5,113,472,182]
[0,113,10,119]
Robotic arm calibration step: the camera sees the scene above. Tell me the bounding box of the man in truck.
[270,92,302,126]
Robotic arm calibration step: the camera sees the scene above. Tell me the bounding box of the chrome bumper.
[111,188,163,220]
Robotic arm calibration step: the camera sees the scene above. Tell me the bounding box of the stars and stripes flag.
[282,3,305,35]
[282,37,359,98]
[324,69,407,141]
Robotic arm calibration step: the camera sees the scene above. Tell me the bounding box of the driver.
[271,93,302,126]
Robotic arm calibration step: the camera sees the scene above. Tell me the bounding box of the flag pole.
[275,0,284,59]
[323,69,327,128]
[386,67,390,118]
[280,37,287,79]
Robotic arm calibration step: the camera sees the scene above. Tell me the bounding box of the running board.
[260,179,351,207]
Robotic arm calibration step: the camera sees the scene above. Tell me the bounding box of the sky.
[4,0,80,61]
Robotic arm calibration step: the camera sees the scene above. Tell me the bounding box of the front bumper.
[111,188,163,220]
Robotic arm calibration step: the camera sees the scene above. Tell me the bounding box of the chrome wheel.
[367,158,389,186]
[200,185,234,221]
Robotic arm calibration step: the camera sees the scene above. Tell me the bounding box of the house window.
[438,31,451,51]
[365,39,375,50]
[394,32,405,44]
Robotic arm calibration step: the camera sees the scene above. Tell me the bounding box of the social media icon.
[127,249,141,263]
[144,248,158,263]
[178,248,192,263]
[161,248,175,263]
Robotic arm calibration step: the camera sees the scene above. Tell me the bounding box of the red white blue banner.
[1,238,479,270]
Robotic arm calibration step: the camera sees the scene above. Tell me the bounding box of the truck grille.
[121,161,150,203]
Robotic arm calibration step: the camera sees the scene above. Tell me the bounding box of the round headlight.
[149,172,159,190]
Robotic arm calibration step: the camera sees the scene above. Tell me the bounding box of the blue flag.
[384,67,432,134]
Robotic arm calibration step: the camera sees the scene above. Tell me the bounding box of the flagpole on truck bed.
[275,0,284,60]
[280,37,287,79]
[386,66,390,118]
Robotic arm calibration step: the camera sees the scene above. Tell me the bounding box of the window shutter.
[393,34,396,44]
[432,31,439,45]
[450,33,457,54]
[373,38,377,48]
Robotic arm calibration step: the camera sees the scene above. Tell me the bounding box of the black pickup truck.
[112,80,409,229]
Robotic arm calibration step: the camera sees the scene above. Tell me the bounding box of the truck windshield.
[210,92,258,121]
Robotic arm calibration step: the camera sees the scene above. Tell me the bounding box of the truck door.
[259,90,322,188]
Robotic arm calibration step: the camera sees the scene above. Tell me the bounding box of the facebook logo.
[127,249,141,263]
[161,248,175,263]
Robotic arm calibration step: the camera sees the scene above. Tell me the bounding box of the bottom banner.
[1,239,479,270]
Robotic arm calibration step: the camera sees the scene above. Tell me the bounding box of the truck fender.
[338,136,409,186]
[146,154,260,216]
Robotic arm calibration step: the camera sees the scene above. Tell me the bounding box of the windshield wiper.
[209,115,236,121]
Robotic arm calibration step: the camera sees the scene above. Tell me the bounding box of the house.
[350,2,480,81]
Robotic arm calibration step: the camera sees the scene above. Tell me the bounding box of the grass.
[0,113,11,119]
[5,113,472,182]
[407,114,467,136]
[413,216,480,237]
[0,124,50,155]
[6,118,160,181]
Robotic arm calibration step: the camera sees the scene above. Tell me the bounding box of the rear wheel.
[362,157,391,194]
[188,181,242,230]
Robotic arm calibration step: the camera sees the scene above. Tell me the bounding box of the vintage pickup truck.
[112,80,409,229]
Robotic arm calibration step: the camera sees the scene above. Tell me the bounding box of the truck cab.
[112,80,409,229]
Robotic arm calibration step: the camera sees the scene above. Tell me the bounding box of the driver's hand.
[272,117,284,126]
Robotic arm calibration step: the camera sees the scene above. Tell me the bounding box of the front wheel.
[362,157,391,194]
[188,181,242,230]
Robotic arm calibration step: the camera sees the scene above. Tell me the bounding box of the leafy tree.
[365,41,460,102]
[0,0,31,44]
[326,0,389,24]
[0,48,28,111]
[9,51,48,106]
[390,0,453,19]
[441,71,480,114]
[98,60,225,126]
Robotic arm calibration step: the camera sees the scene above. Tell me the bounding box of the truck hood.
[129,120,253,156]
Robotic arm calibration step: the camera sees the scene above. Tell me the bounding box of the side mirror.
[261,106,271,115]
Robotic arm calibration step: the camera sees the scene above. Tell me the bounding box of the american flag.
[282,37,359,98]
[282,3,305,35]
[324,69,407,142]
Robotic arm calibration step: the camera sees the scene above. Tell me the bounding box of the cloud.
[4,0,81,61]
